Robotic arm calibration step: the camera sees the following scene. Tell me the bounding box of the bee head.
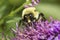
[22,7,45,23]
[23,13,36,23]
[22,7,39,23]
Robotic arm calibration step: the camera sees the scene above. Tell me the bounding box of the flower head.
[24,0,40,8]
[11,17,60,40]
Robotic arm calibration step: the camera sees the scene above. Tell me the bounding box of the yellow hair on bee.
[22,7,39,19]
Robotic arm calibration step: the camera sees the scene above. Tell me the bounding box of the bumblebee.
[19,7,46,26]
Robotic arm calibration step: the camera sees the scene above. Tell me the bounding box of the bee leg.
[38,13,46,21]
[18,19,23,27]
[18,19,27,28]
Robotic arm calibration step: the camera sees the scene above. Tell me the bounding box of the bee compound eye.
[29,13,34,17]
[30,14,32,17]
[24,15,28,18]
[24,14,28,17]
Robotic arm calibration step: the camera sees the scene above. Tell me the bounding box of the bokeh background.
[0,0,60,40]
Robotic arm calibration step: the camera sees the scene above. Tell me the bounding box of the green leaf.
[6,17,21,23]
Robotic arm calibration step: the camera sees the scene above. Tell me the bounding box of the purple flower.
[24,0,40,8]
[11,17,60,40]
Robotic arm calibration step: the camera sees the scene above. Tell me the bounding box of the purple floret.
[24,0,40,8]
[11,17,60,40]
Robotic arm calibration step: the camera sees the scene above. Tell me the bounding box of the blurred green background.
[0,0,60,40]
[36,0,60,20]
